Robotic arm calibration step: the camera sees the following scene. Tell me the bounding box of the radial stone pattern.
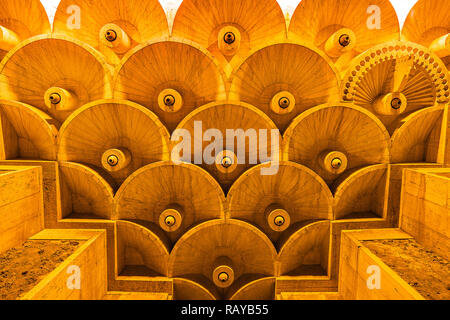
[0,0,449,301]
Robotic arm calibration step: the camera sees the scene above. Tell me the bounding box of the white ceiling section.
[41,0,420,28]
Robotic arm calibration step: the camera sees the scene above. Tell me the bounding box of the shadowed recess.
[174,101,280,192]
[341,41,449,133]
[59,161,114,220]
[168,219,277,299]
[0,100,58,160]
[391,106,445,163]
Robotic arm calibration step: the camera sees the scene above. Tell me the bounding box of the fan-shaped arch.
[173,278,216,300]
[334,165,388,220]
[289,0,400,70]
[115,162,225,244]
[229,277,275,300]
[283,103,390,186]
[168,219,276,298]
[174,101,280,191]
[230,42,339,132]
[402,0,450,69]
[113,39,226,132]
[116,220,170,277]
[227,161,332,244]
[58,100,170,187]
[53,0,169,65]
[0,35,112,123]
